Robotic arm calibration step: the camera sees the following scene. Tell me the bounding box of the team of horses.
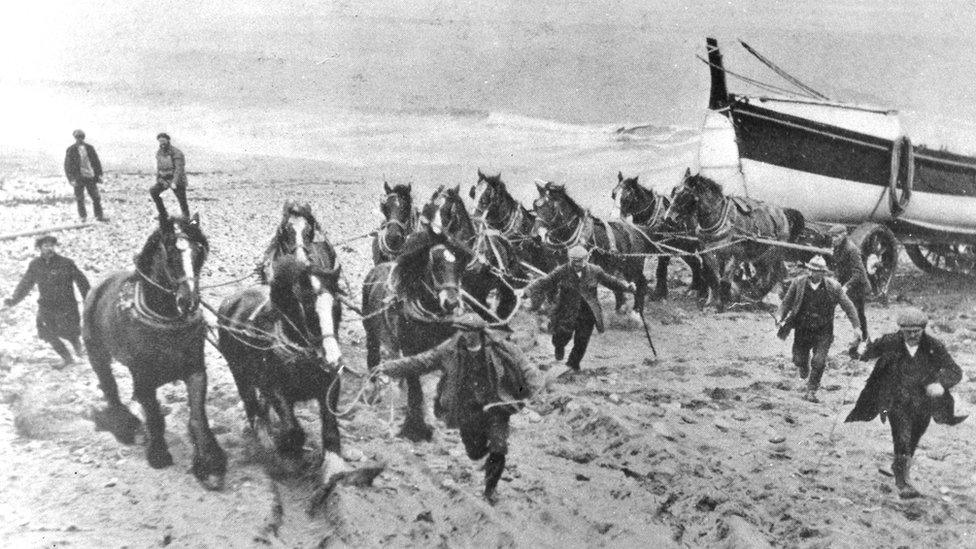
[79,169,802,503]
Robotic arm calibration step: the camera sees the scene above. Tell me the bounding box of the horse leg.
[399,374,433,442]
[87,339,142,444]
[652,257,669,300]
[496,283,517,321]
[483,415,510,504]
[633,270,648,316]
[267,390,306,464]
[701,253,724,309]
[133,382,173,469]
[317,378,350,484]
[683,254,708,299]
[185,369,227,491]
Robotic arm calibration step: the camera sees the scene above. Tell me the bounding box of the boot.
[893,454,921,499]
[483,452,506,504]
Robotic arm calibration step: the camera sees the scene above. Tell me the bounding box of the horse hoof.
[197,473,225,491]
[92,406,142,444]
[398,423,434,442]
[147,448,174,469]
[307,463,385,517]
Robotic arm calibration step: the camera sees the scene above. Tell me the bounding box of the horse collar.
[697,199,733,239]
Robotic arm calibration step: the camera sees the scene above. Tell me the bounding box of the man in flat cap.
[151,132,190,219]
[63,129,106,222]
[777,255,862,402]
[828,225,871,340]
[377,312,541,502]
[525,245,635,371]
[3,236,91,368]
[846,308,966,499]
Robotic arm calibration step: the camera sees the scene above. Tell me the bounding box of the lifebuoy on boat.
[888,135,914,216]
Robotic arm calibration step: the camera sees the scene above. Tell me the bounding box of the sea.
[3,0,976,217]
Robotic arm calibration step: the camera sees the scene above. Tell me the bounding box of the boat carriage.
[697,38,976,295]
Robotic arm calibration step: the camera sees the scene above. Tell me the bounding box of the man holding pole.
[525,245,634,371]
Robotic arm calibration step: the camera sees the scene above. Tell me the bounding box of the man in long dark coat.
[525,245,634,371]
[777,255,862,402]
[846,308,966,499]
[829,225,871,340]
[3,235,91,367]
[377,313,541,502]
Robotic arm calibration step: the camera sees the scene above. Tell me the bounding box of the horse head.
[277,200,319,265]
[532,181,581,236]
[138,214,209,316]
[426,243,463,313]
[468,170,518,225]
[270,256,344,368]
[379,181,415,241]
[612,172,656,221]
[423,185,474,241]
[665,168,700,224]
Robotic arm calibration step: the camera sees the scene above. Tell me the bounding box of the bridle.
[377,192,416,257]
[534,191,586,248]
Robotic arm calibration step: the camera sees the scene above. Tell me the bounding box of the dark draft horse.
[532,181,658,314]
[611,172,709,299]
[218,256,379,509]
[470,170,561,279]
[665,170,805,308]
[82,215,226,490]
[372,182,418,264]
[362,240,467,441]
[423,184,523,321]
[257,200,337,284]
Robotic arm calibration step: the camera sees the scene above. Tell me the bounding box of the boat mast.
[706,37,729,110]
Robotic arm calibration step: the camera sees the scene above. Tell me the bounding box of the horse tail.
[784,208,805,243]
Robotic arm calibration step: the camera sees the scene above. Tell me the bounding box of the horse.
[218,255,366,507]
[362,240,468,441]
[665,169,805,308]
[532,180,659,315]
[423,184,523,321]
[372,182,418,264]
[611,172,709,299]
[257,200,337,284]
[82,215,226,490]
[470,170,561,280]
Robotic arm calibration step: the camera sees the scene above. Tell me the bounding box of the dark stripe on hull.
[728,98,976,197]
[729,99,892,187]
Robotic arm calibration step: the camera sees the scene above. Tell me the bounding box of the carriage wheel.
[905,243,976,276]
[849,222,899,298]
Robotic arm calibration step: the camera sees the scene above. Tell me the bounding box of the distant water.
[4,0,976,213]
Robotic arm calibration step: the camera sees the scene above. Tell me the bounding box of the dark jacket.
[380,329,541,428]
[156,145,187,187]
[777,275,860,339]
[846,332,965,424]
[832,238,870,298]
[64,143,103,182]
[527,263,631,333]
[8,254,90,309]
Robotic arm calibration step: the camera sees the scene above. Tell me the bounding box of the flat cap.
[72,129,85,139]
[156,132,171,140]
[897,308,928,327]
[35,235,58,247]
[568,245,588,260]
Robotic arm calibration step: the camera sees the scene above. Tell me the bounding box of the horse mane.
[687,173,724,196]
[544,182,585,216]
[135,216,209,275]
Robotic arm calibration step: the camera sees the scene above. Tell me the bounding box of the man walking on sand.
[776,255,862,402]
[525,245,634,372]
[846,308,966,499]
[3,236,90,368]
[63,129,106,222]
[150,132,190,219]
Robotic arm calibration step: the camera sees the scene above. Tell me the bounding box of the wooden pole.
[0,222,93,242]
[747,236,833,256]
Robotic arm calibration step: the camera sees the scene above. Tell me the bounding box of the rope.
[200,272,256,290]
[332,231,375,246]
